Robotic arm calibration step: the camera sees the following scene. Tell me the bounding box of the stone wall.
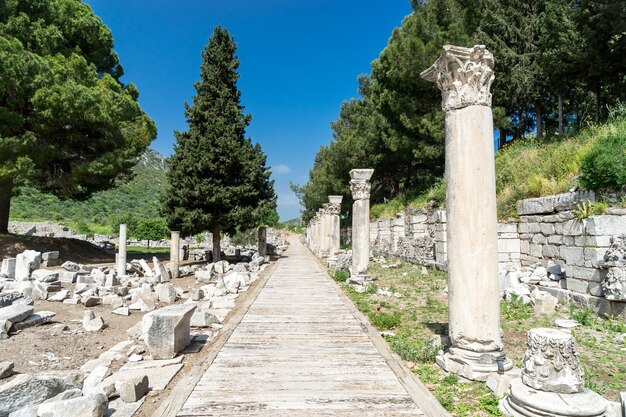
[345,191,626,315]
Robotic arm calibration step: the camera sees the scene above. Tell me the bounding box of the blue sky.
[85,0,413,221]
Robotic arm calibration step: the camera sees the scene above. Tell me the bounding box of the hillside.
[10,148,168,234]
[370,115,626,220]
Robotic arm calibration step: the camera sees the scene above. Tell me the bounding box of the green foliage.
[389,337,439,363]
[0,0,156,232]
[332,270,349,283]
[230,228,258,247]
[134,218,168,243]
[10,149,167,233]
[161,27,276,252]
[501,297,534,321]
[369,311,401,330]
[572,200,609,220]
[571,307,595,326]
[580,132,626,190]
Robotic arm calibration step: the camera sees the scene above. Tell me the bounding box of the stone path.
[176,237,426,416]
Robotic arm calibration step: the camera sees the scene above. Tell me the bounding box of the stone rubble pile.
[0,243,275,417]
[500,262,563,314]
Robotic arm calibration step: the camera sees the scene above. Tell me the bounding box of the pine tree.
[162,27,276,261]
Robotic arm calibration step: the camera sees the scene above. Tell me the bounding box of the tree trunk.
[558,94,564,135]
[0,178,13,234]
[147,240,150,249]
[536,103,543,139]
[499,128,507,149]
[212,225,221,262]
[594,89,600,124]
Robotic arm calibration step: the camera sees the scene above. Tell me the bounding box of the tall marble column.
[421,45,512,380]
[328,195,343,256]
[350,169,374,278]
[320,203,332,257]
[170,231,180,278]
[116,223,127,277]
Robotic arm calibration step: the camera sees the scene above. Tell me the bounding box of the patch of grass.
[126,246,170,254]
[389,336,439,363]
[570,307,595,326]
[501,296,534,321]
[369,311,401,330]
[332,270,349,282]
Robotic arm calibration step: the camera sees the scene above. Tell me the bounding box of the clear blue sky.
[85,0,413,221]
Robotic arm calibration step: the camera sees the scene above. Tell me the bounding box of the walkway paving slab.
[177,238,426,416]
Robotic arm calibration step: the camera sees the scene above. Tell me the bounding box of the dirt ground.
[0,273,201,376]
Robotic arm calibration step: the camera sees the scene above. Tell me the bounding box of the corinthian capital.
[420,45,495,112]
[349,169,374,200]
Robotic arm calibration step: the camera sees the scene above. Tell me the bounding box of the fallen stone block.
[61,261,80,272]
[128,297,155,312]
[191,288,203,301]
[112,306,130,316]
[194,269,212,283]
[82,296,101,308]
[41,388,83,404]
[82,366,112,395]
[153,257,171,283]
[142,304,196,359]
[214,260,229,274]
[126,322,143,340]
[36,393,108,417]
[12,311,56,331]
[0,292,22,308]
[0,304,34,338]
[41,251,60,268]
[156,283,176,303]
[48,290,69,302]
[1,259,16,280]
[15,250,42,281]
[190,310,219,327]
[0,371,83,417]
[31,269,59,283]
[57,270,77,283]
[83,311,105,332]
[0,361,14,379]
[115,375,149,403]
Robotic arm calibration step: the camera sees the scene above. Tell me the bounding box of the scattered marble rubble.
[0,244,277,416]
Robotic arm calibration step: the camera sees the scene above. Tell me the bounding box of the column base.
[436,346,513,381]
[499,378,609,417]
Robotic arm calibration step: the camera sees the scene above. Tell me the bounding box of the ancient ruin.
[421,45,512,380]
[350,169,374,280]
[500,328,610,417]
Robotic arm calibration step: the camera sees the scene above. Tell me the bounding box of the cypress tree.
[162,26,276,261]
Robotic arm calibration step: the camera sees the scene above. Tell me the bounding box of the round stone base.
[499,378,609,417]
[436,346,513,381]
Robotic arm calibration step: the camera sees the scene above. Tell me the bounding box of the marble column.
[328,195,343,256]
[169,231,180,278]
[350,169,374,278]
[320,203,331,257]
[258,226,267,258]
[421,45,512,380]
[500,328,608,417]
[116,224,127,277]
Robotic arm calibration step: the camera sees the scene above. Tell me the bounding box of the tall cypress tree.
[162,27,275,261]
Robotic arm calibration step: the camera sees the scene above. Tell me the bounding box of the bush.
[580,132,626,190]
[332,270,349,282]
[389,337,439,363]
[368,311,401,329]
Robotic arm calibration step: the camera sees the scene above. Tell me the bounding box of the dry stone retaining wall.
[346,191,626,318]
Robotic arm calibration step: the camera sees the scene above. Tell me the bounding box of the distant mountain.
[10,148,169,233]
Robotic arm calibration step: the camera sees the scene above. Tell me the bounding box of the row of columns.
[305,45,511,382]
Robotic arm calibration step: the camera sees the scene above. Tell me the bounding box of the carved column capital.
[420,44,495,112]
[521,328,584,394]
[327,202,341,215]
[350,180,371,200]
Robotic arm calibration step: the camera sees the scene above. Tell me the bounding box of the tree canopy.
[162,26,276,260]
[294,0,626,221]
[0,0,156,233]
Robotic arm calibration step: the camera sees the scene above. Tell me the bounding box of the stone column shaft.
[170,231,180,278]
[328,195,343,256]
[117,224,127,276]
[258,226,267,258]
[421,45,510,380]
[350,169,374,276]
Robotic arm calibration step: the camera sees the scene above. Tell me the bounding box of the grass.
[334,258,626,415]
[369,117,626,221]
[125,246,170,254]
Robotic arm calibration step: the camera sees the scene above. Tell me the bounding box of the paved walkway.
[177,237,425,416]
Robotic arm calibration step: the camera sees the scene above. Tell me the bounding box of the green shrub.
[570,307,595,326]
[580,132,626,190]
[368,311,401,329]
[332,270,349,282]
[389,337,439,363]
